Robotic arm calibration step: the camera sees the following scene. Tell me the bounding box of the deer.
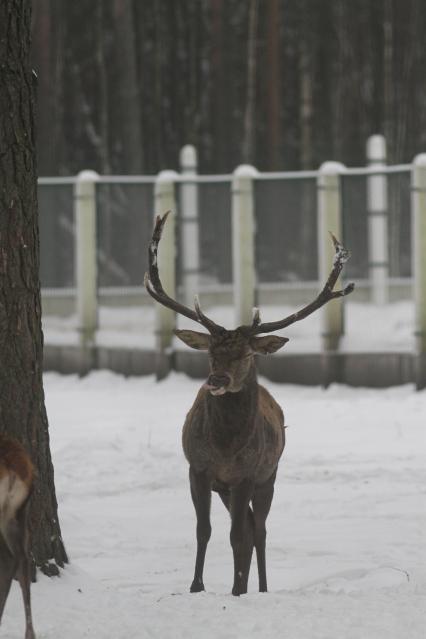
[0,434,35,639]
[145,211,354,596]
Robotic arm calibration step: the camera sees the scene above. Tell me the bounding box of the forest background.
[31,0,426,177]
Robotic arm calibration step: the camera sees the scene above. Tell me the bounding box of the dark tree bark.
[31,0,53,172]
[0,0,68,575]
[113,0,143,173]
[28,0,426,173]
[265,0,282,169]
[298,0,313,170]
[242,0,258,165]
[96,0,112,175]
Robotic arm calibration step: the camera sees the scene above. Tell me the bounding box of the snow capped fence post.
[154,170,178,379]
[411,154,426,390]
[179,145,199,306]
[232,164,258,327]
[74,170,99,351]
[317,162,346,359]
[367,135,388,305]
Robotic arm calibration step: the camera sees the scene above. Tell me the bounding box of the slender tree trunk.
[298,0,315,278]
[266,0,282,169]
[298,20,313,169]
[383,0,394,159]
[113,0,143,173]
[0,0,68,575]
[210,0,225,170]
[96,0,111,175]
[242,0,258,164]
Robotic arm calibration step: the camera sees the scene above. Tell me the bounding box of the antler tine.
[193,295,225,334]
[144,212,225,333]
[251,307,261,329]
[248,234,355,335]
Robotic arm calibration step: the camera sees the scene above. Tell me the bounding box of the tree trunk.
[242,0,259,165]
[266,0,282,169]
[298,6,313,170]
[0,0,68,575]
[113,0,143,174]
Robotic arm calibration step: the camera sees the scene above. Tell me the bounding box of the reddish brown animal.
[0,434,35,639]
[145,211,354,596]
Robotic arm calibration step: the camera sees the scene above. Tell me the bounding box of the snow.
[42,300,416,353]
[3,371,426,638]
[43,301,414,354]
[234,164,258,177]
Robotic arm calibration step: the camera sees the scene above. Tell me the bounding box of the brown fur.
[0,435,34,487]
[0,435,35,639]
[178,328,287,596]
[145,210,354,598]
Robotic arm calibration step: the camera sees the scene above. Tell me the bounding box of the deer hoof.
[190,580,205,593]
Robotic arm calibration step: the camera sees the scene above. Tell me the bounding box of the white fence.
[38,136,426,387]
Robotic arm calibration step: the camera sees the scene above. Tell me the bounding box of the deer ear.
[249,335,289,355]
[174,329,211,351]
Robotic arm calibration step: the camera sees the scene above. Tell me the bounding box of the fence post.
[179,145,199,306]
[411,154,426,390]
[232,164,258,327]
[317,162,346,353]
[154,170,178,378]
[74,170,99,349]
[366,134,388,305]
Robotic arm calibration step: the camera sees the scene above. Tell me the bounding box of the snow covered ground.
[3,371,426,638]
[43,300,416,352]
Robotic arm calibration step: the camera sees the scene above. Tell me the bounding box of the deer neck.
[206,363,259,452]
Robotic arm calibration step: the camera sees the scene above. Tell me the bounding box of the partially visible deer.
[145,211,354,596]
[0,434,35,639]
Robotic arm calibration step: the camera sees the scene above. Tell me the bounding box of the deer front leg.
[189,467,212,593]
[230,479,254,596]
[252,470,276,593]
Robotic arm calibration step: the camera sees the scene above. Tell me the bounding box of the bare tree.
[242,0,259,164]
[113,0,143,173]
[266,0,282,169]
[0,0,67,574]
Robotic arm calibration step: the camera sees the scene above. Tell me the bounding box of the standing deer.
[145,211,354,595]
[0,434,35,639]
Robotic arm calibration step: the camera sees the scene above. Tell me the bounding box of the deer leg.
[4,506,35,639]
[252,471,276,593]
[217,489,231,512]
[0,534,16,625]
[189,467,211,593]
[230,479,254,596]
[219,488,255,587]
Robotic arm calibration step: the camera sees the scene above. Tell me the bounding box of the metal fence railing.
[37,138,426,387]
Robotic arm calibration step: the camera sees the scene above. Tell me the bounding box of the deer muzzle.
[203,373,231,396]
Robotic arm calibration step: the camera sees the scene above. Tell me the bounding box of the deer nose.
[205,373,231,390]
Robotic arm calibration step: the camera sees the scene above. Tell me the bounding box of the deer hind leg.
[0,532,17,625]
[189,468,211,593]
[230,479,254,596]
[218,487,255,593]
[252,470,276,593]
[3,503,35,639]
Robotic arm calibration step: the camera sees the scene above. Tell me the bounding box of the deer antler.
[144,211,225,334]
[245,233,355,335]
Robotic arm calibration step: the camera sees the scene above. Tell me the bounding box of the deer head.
[175,326,288,395]
[144,211,354,395]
